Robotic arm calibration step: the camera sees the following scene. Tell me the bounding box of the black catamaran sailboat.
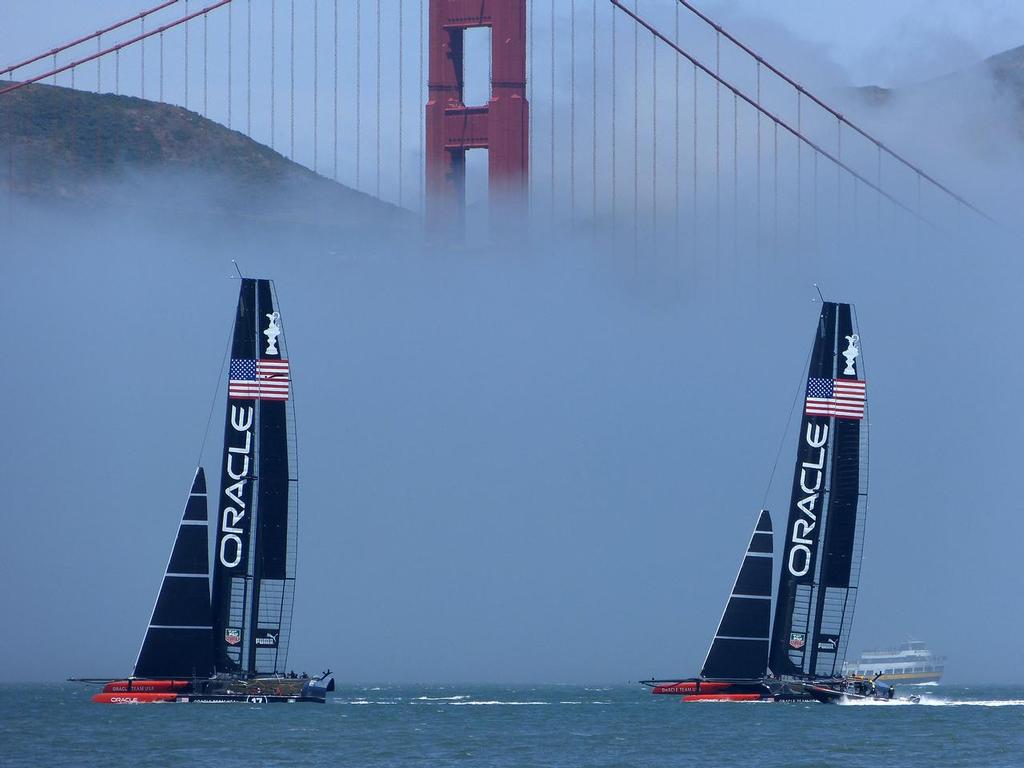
[80,278,334,704]
[641,301,884,703]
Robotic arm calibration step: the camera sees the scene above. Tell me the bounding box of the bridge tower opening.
[425,0,529,231]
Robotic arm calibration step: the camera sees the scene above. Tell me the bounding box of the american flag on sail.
[228,359,290,401]
[805,377,866,420]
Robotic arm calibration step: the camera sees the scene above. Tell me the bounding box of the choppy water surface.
[1,683,1022,767]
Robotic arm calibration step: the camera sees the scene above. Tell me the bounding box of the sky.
[2,2,1024,685]
[5,0,1024,86]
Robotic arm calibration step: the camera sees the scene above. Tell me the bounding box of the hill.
[846,44,1024,114]
[0,80,404,228]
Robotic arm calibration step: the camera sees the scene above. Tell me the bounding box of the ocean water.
[1,683,1022,767]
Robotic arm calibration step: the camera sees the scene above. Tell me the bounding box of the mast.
[769,302,867,678]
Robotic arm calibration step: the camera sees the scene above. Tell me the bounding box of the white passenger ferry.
[842,640,945,685]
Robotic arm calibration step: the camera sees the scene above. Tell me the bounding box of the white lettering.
[788,544,811,577]
[799,468,822,496]
[231,405,254,432]
[220,406,254,568]
[219,534,242,568]
[228,430,251,454]
[788,424,831,576]
[793,518,815,545]
[806,422,829,448]
[227,453,250,481]
[224,480,245,508]
[221,507,244,534]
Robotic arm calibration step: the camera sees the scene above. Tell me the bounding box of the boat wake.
[448,700,551,706]
[413,695,471,701]
[841,696,1024,707]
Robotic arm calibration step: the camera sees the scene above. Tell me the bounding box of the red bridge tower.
[425,0,529,228]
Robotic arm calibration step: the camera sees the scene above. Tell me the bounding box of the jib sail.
[769,302,867,678]
[133,468,214,679]
[701,510,774,680]
[211,278,297,675]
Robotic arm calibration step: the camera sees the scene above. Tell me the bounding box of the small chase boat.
[74,278,334,704]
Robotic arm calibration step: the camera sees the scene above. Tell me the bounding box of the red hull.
[93,692,178,704]
[682,693,763,702]
[102,680,190,693]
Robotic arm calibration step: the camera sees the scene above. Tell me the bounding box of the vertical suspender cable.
[419,0,424,211]
[733,91,738,263]
[271,0,276,149]
[247,0,252,137]
[691,62,697,258]
[551,0,556,217]
[592,0,598,228]
[97,35,102,93]
[773,120,778,256]
[794,90,802,259]
[652,20,658,238]
[796,91,801,255]
[141,18,145,98]
[356,0,361,189]
[115,49,120,94]
[528,0,533,211]
[184,1,189,108]
[853,174,858,243]
[633,0,639,260]
[611,5,616,231]
[290,0,295,160]
[398,0,404,206]
[228,1,233,128]
[836,120,842,249]
[813,150,818,251]
[570,0,576,224]
[53,54,57,86]
[714,30,720,261]
[876,145,882,230]
[203,12,208,116]
[674,2,680,251]
[376,0,381,198]
[334,0,339,181]
[158,33,163,101]
[755,62,760,265]
[916,172,922,253]
[314,0,319,172]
